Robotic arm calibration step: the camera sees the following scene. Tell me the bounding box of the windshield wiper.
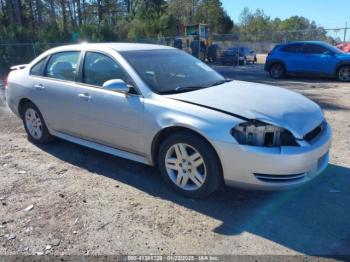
[159,86,208,94]
[159,79,232,95]
[208,79,233,87]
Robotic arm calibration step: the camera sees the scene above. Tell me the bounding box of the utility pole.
[344,22,348,43]
[192,0,195,24]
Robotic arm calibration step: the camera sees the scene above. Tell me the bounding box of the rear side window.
[303,44,329,54]
[30,58,46,76]
[82,52,130,87]
[44,51,80,81]
[280,44,303,53]
[223,50,236,56]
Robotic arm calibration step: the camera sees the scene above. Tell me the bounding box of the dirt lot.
[0,64,350,257]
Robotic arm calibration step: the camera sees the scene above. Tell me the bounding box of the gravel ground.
[0,65,349,257]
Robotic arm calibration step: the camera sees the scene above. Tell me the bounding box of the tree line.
[234,8,337,43]
[0,1,336,43]
[0,0,233,44]
[0,1,338,76]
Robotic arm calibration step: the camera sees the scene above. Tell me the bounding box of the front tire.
[158,131,222,198]
[337,66,350,82]
[21,102,53,144]
[269,63,285,79]
[239,57,247,66]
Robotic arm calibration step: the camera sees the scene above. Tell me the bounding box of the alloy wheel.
[270,64,284,78]
[338,67,350,82]
[25,108,43,140]
[164,143,207,191]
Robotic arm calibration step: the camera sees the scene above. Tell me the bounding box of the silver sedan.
[5,43,332,198]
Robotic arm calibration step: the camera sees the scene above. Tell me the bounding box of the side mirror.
[102,79,130,94]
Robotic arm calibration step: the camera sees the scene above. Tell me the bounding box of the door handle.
[78,93,91,101]
[34,84,45,90]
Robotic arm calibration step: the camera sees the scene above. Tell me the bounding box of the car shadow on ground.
[37,139,350,256]
[304,93,350,111]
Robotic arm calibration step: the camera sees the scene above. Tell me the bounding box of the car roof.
[46,42,174,53]
[281,41,327,46]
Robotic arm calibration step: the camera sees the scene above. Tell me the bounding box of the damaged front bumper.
[213,122,332,190]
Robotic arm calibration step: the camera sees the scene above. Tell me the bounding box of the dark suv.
[265,41,350,81]
[221,47,257,65]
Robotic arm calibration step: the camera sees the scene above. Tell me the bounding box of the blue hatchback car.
[265,41,350,81]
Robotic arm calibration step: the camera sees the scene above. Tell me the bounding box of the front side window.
[82,52,130,87]
[303,44,329,54]
[121,49,225,94]
[44,51,80,81]
[30,58,46,76]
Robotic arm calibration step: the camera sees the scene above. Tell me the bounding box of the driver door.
[71,51,144,155]
[301,44,338,75]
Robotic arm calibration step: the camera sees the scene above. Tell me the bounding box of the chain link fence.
[1,27,349,78]
[0,42,68,78]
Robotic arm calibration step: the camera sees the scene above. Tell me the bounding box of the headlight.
[231,121,298,147]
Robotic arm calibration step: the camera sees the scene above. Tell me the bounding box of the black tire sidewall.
[21,102,53,144]
[158,131,222,198]
[269,64,284,79]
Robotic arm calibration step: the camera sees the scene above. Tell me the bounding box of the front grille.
[304,121,325,143]
[254,173,306,183]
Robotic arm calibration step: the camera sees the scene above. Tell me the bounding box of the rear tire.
[21,102,53,144]
[158,131,222,198]
[337,66,350,82]
[269,63,285,79]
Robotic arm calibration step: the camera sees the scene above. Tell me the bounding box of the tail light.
[3,75,8,89]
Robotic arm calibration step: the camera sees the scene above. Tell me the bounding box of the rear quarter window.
[280,44,303,53]
[30,58,46,76]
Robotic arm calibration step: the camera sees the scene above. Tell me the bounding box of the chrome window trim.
[43,50,82,82]
[78,50,142,96]
[28,48,144,97]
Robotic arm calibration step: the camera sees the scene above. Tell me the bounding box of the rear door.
[301,43,338,75]
[279,43,304,72]
[30,51,81,133]
[71,51,144,154]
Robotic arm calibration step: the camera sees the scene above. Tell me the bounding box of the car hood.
[336,53,350,59]
[166,80,324,139]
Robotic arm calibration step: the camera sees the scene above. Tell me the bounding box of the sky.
[221,0,349,29]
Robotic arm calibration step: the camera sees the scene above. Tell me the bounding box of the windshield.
[120,49,225,94]
[322,42,345,54]
[227,47,243,54]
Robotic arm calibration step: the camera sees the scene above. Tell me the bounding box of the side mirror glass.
[102,79,130,93]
